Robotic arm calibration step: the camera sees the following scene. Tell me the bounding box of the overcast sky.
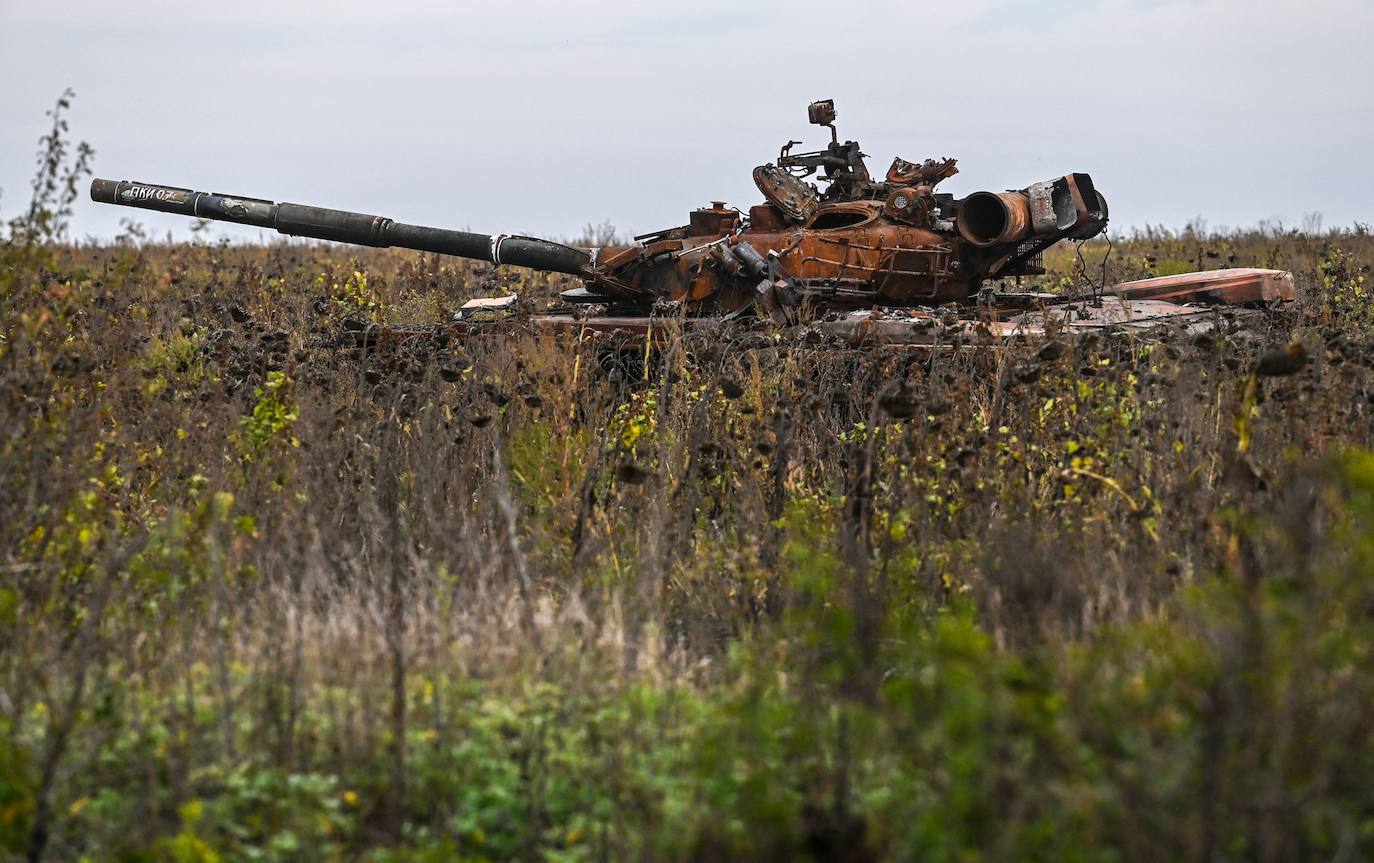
[2,0,1371,243]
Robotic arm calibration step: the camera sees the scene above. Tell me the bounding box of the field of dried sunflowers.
[4,100,1374,861]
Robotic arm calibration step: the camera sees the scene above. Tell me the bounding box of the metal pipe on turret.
[89,179,594,276]
[955,191,1032,247]
[954,174,1109,249]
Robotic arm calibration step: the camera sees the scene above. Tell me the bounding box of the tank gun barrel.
[89,179,594,276]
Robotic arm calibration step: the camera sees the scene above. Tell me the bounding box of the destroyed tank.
[92,99,1293,346]
[91,100,1109,320]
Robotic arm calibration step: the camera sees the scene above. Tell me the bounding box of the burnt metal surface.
[1113,268,1296,304]
[361,267,1290,354]
[91,99,1293,355]
[753,164,818,223]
